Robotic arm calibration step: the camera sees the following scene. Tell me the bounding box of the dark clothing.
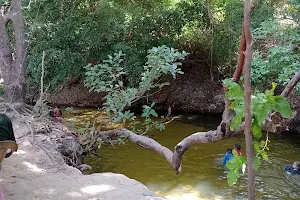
[223,152,233,167]
[0,114,16,158]
[0,114,15,142]
[284,166,300,175]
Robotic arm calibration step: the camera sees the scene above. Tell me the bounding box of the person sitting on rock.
[223,148,233,167]
[0,114,16,158]
[50,105,63,122]
[285,161,300,175]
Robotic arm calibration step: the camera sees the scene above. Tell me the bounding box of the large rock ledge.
[1,120,165,200]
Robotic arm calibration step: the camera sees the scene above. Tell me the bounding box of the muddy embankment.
[38,57,300,133]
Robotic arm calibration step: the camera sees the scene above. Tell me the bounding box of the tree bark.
[100,125,244,173]
[233,23,246,82]
[281,72,300,98]
[0,0,27,106]
[243,0,255,198]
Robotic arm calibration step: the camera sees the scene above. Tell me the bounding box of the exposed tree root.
[0,102,83,169]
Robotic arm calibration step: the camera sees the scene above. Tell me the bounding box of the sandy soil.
[0,122,165,200]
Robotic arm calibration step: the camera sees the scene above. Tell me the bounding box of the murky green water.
[64,108,300,200]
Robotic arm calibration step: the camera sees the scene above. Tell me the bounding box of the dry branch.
[100,124,243,173]
[281,72,300,97]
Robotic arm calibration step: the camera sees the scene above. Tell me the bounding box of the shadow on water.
[64,108,300,200]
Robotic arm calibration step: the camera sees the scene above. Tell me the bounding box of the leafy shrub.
[84,45,188,132]
[252,20,300,89]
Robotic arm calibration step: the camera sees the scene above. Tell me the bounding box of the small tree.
[0,0,26,106]
[84,45,188,132]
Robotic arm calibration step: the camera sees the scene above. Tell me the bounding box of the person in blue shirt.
[223,148,234,167]
[285,161,300,175]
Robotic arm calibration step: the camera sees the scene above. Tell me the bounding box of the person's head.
[293,161,300,170]
[226,148,232,154]
[235,144,241,151]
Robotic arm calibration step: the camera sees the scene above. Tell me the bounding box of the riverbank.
[0,118,165,200]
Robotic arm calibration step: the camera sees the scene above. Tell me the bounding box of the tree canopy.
[21,0,299,90]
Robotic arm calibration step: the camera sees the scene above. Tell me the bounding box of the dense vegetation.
[23,0,299,91]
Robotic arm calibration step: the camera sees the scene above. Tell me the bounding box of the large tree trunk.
[0,0,27,106]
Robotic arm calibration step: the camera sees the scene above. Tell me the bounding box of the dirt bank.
[0,119,165,200]
[46,60,225,114]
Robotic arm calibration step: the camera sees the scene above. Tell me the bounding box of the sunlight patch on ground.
[81,184,115,195]
[101,173,123,177]
[14,150,26,155]
[154,182,223,200]
[34,188,55,195]
[23,161,45,173]
[65,191,83,198]
[22,141,31,146]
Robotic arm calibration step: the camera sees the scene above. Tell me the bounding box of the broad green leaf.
[254,157,261,170]
[226,158,238,170]
[261,151,268,161]
[150,109,158,117]
[259,140,265,147]
[227,169,239,186]
[252,120,262,139]
[272,96,292,118]
[232,149,238,158]
[254,103,272,125]
[230,114,243,131]
[253,141,260,153]
[239,156,247,163]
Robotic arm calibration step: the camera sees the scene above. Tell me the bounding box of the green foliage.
[226,149,246,186]
[24,0,198,88]
[76,121,104,152]
[224,80,292,136]
[24,0,280,89]
[252,20,300,89]
[224,79,292,185]
[85,45,188,134]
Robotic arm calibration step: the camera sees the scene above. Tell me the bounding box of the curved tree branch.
[100,124,244,173]
[281,72,300,97]
[232,23,246,82]
[101,128,174,168]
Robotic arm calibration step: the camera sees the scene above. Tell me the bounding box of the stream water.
[64,108,300,200]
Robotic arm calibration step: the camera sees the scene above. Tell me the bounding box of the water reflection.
[64,108,300,199]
